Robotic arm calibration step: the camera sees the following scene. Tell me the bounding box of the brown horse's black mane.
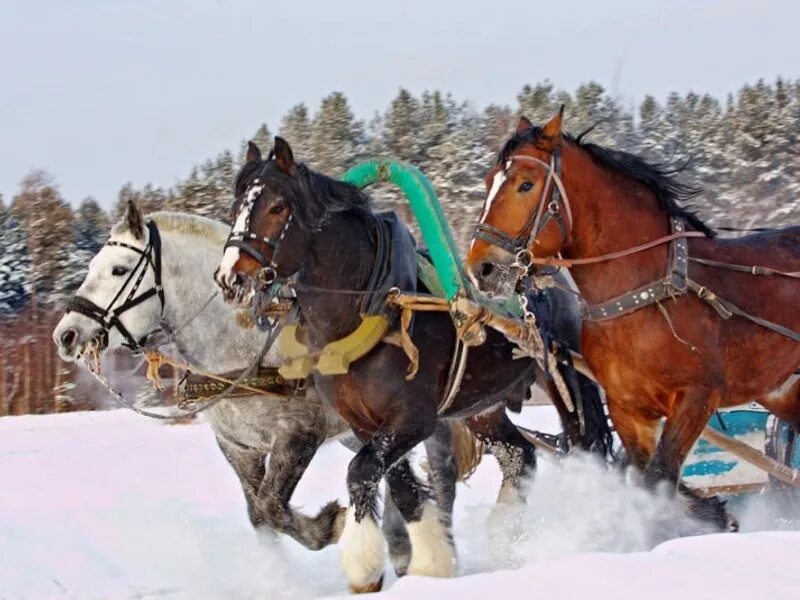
[235,159,373,231]
[499,126,716,238]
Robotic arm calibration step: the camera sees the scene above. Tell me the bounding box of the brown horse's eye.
[518,181,533,192]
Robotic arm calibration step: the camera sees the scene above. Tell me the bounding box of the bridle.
[224,167,293,288]
[474,150,573,267]
[65,221,165,352]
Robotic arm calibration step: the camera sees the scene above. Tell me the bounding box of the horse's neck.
[159,230,269,372]
[296,212,376,347]
[564,148,672,304]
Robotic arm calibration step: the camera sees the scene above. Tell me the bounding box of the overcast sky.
[1,0,798,208]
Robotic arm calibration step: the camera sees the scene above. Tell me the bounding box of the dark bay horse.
[467,110,800,529]
[214,138,612,592]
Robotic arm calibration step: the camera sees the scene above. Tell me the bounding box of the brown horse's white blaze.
[215,183,265,298]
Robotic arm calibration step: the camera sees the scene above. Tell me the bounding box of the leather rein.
[65,220,165,352]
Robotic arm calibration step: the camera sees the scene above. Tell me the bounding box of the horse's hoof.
[350,575,383,594]
[330,504,348,543]
[726,513,740,533]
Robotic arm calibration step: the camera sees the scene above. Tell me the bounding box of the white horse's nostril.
[60,328,78,351]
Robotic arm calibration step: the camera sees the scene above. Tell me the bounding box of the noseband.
[65,221,165,352]
[225,174,293,286]
[474,150,573,264]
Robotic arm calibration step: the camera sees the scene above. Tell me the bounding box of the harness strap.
[533,230,705,268]
[688,280,800,343]
[690,256,800,279]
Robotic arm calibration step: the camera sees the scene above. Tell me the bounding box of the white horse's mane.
[112,210,229,247]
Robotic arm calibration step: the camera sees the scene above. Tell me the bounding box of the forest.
[1,77,798,415]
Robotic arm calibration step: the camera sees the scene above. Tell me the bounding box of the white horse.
[53,201,464,567]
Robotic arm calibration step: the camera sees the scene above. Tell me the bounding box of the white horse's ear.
[123,199,145,240]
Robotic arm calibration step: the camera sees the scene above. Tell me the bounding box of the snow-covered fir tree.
[0,198,31,315]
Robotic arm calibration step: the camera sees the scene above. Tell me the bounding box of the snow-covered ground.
[2,408,799,599]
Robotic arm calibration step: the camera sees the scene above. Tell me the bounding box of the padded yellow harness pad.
[277,324,314,380]
[277,316,391,379]
[317,315,390,375]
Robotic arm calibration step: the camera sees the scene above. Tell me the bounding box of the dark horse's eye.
[269,201,287,215]
[518,181,534,193]
[112,266,129,277]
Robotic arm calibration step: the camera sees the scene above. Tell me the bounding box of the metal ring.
[514,248,533,268]
[258,266,277,285]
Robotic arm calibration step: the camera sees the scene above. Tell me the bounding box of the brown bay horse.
[466,110,800,529]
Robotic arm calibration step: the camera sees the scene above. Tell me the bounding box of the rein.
[65,221,165,352]
[83,304,294,420]
[526,231,705,268]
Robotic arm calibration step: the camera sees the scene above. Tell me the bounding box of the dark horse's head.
[214,137,370,305]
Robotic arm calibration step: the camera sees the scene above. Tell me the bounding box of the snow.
[2,408,799,599]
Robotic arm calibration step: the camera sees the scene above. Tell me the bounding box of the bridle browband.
[474,150,573,263]
[225,163,293,287]
[65,221,165,352]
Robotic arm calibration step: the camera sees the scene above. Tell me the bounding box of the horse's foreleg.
[215,436,266,529]
[467,405,536,504]
[606,395,659,471]
[386,457,456,579]
[256,427,343,550]
[381,421,458,578]
[422,421,458,523]
[645,388,736,531]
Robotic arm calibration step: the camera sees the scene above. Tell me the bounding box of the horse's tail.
[574,370,615,460]
[554,349,615,460]
[448,420,484,481]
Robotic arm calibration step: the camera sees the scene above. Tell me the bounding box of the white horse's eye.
[112,266,130,277]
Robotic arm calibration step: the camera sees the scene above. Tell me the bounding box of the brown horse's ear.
[540,105,564,149]
[516,115,534,134]
[273,136,295,174]
[123,199,145,240]
[246,141,262,164]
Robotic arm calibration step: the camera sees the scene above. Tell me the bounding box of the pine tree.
[310,92,363,175]
[239,123,273,163]
[0,198,31,314]
[11,171,75,305]
[384,88,421,162]
[74,197,109,253]
[279,103,313,162]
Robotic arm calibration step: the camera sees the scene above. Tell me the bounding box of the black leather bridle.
[224,167,293,287]
[65,221,165,352]
[473,149,572,264]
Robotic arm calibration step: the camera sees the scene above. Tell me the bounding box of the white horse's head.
[53,200,164,362]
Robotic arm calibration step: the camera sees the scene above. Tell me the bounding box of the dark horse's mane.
[234,159,373,231]
[499,126,716,237]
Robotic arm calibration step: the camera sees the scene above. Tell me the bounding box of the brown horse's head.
[215,137,301,304]
[466,109,570,297]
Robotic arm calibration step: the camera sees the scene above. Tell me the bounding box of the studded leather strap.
[581,218,690,321]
